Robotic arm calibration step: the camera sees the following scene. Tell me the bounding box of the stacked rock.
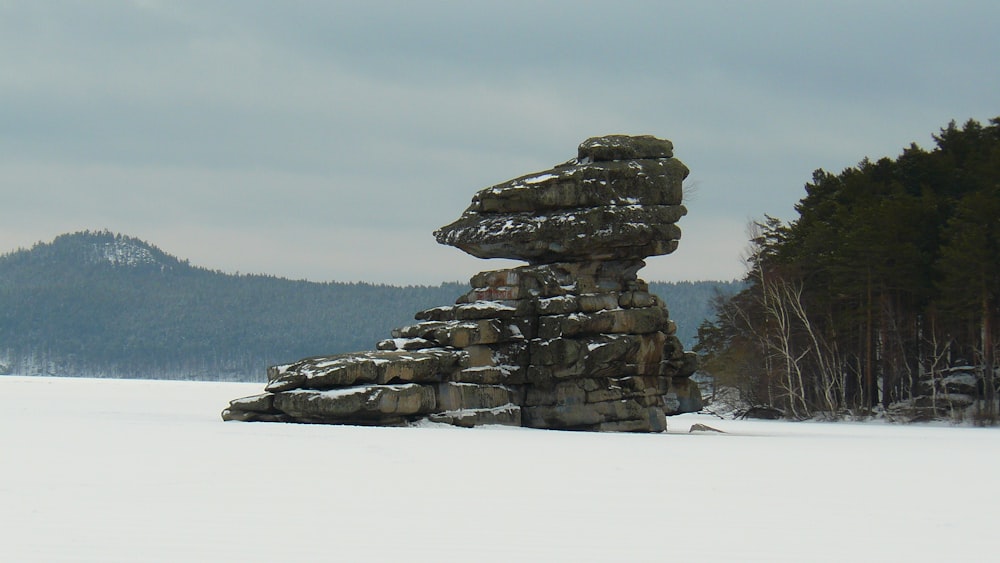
[222,134,702,431]
[436,134,689,263]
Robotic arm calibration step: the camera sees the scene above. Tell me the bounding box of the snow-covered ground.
[2,376,998,562]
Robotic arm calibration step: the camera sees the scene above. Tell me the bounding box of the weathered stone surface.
[427,404,521,428]
[634,332,668,374]
[436,382,517,412]
[536,307,670,339]
[226,393,277,413]
[522,399,649,430]
[618,290,660,309]
[454,365,527,385]
[941,371,980,395]
[663,335,686,360]
[469,158,687,214]
[221,393,292,422]
[435,134,688,265]
[263,364,306,393]
[392,318,530,348]
[457,261,647,302]
[578,134,674,162]
[912,393,975,408]
[595,408,667,432]
[536,295,579,315]
[376,337,438,351]
[577,293,622,313]
[272,384,437,423]
[673,351,700,378]
[414,301,520,322]
[462,341,530,369]
[525,375,676,407]
[689,423,725,433]
[525,377,616,406]
[662,378,704,415]
[265,349,463,392]
[530,334,638,369]
[221,409,294,423]
[224,135,702,433]
[618,375,671,397]
[436,205,683,263]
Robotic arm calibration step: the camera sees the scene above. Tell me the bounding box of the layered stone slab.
[469,159,688,214]
[222,135,702,432]
[264,349,465,393]
[435,134,689,264]
[437,206,684,263]
[578,134,674,162]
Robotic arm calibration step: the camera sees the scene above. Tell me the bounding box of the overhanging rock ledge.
[222,134,702,432]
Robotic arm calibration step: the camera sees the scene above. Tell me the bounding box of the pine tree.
[698,116,1000,421]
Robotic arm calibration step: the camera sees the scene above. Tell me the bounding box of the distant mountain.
[0,231,740,381]
[0,231,463,380]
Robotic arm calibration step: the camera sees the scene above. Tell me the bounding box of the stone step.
[536,307,673,339]
[414,301,522,322]
[392,318,533,348]
[265,349,464,392]
[452,365,527,385]
[524,376,673,407]
[272,384,437,424]
[375,337,438,351]
[578,134,675,162]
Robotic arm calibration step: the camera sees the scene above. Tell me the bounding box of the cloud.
[1,1,998,283]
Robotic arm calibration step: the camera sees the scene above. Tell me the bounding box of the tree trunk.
[981,292,996,423]
[864,270,876,410]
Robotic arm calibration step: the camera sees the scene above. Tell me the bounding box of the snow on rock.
[223,135,701,432]
[436,135,688,263]
[523,172,559,184]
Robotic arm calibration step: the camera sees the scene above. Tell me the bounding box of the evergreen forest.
[696,117,1000,423]
[0,230,735,381]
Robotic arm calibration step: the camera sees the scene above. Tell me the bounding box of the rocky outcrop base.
[222,134,702,432]
[223,261,702,431]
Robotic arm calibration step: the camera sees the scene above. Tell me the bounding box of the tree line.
[696,117,1000,423]
[0,231,464,380]
[0,230,732,381]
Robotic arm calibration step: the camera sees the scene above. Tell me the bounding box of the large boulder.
[265,349,464,392]
[468,159,688,214]
[434,134,689,264]
[272,384,437,425]
[222,134,702,432]
[578,134,674,162]
[436,205,684,263]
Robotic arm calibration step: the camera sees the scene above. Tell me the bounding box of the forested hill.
[697,117,1000,423]
[0,231,738,381]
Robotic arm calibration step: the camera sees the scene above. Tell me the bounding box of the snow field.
[1,376,998,562]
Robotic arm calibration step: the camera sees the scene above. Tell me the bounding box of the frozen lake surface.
[2,376,998,562]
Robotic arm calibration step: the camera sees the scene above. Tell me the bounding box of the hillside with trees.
[696,117,1000,423]
[0,231,463,380]
[0,230,733,381]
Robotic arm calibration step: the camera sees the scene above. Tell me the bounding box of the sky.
[1,1,997,285]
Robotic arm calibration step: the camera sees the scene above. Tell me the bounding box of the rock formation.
[222,134,702,431]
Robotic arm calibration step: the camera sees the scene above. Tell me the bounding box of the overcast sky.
[2,1,997,285]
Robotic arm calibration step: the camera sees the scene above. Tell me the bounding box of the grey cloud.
[0,1,997,283]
